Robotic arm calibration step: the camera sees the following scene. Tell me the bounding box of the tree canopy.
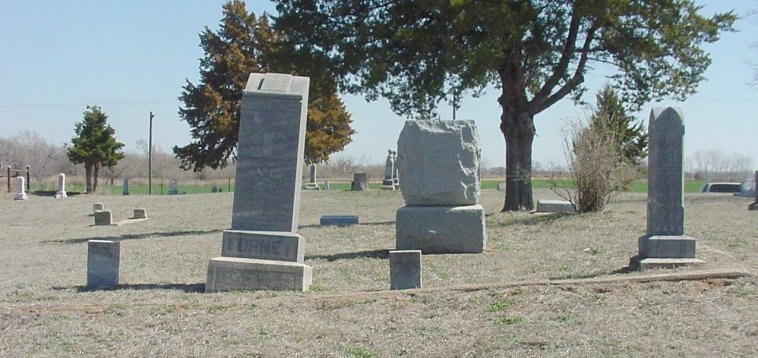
[174,0,354,171]
[274,0,736,211]
[66,105,125,193]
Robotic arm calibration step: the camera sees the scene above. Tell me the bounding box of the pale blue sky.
[1,1,755,168]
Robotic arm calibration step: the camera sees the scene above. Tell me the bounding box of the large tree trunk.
[500,109,535,212]
[85,163,93,194]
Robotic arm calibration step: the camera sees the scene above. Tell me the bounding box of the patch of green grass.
[343,346,373,358]
[551,314,574,324]
[496,316,523,325]
[486,298,516,312]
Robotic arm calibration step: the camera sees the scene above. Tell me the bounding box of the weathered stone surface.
[750,171,758,211]
[93,203,104,213]
[396,120,481,206]
[230,73,309,232]
[390,250,422,290]
[122,178,129,196]
[94,210,113,226]
[351,173,368,191]
[221,230,305,262]
[87,240,120,289]
[646,107,685,236]
[206,257,312,292]
[168,179,179,195]
[536,199,576,213]
[319,215,359,226]
[396,205,486,254]
[305,164,319,190]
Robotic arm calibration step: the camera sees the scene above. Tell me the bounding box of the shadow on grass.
[490,213,574,226]
[548,267,634,281]
[45,229,222,245]
[307,249,390,261]
[299,220,395,229]
[54,283,207,293]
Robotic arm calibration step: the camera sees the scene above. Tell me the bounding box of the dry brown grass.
[0,189,755,357]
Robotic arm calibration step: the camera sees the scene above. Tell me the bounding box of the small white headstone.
[55,173,67,198]
[14,176,27,200]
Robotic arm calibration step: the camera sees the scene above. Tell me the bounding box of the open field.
[0,189,755,356]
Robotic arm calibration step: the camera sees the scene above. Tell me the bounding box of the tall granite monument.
[395,120,486,253]
[632,107,702,270]
[206,73,312,292]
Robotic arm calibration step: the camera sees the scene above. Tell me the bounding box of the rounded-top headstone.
[397,120,481,206]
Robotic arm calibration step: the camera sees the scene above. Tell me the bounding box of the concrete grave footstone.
[122,178,129,196]
[632,108,702,270]
[206,72,312,292]
[305,164,319,190]
[94,210,113,226]
[390,250,422,290]
[55,173,67,198]
[87,240,120,289]
[395,120,487,254]
[536,199,575,214]
[14,176,27,200]
[749,171,758,211]
[131,209,148,219]
[351,173,369,191]
[319,215,359,226]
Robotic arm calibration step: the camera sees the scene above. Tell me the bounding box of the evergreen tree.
[66,105,125,193]
[174,0,354,171]
[589,84,648,164]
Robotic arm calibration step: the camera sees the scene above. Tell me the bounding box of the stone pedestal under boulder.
[395,120,486,254]
[396,205,486,254]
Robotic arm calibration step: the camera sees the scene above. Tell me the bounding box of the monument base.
[304,183,320,190]
[222,230,305,262]
[629,256,704,271]
[206,257,312,292]
[749,202,758,211]
[396,204,486,254]
[55,191,67,198]
[638,235,696,258]
[382,179,395,190]
[14,193,28,200]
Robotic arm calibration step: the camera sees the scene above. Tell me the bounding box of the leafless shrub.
[556,119,638,213]
[686,149,753,182]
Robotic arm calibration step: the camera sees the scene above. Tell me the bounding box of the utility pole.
[148,111,154,195]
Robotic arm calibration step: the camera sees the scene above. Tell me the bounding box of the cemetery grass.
[0,190,755,357]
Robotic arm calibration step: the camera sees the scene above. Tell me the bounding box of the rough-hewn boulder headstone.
[206,73,312,292]
[55,173,67,198]
[351,173,369,191]
[633,107,701,270]
[87,240,120,289]
[390,250,422,290]
[397,120,480,206]
[395,120,486,254]
[14,176,27,200]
